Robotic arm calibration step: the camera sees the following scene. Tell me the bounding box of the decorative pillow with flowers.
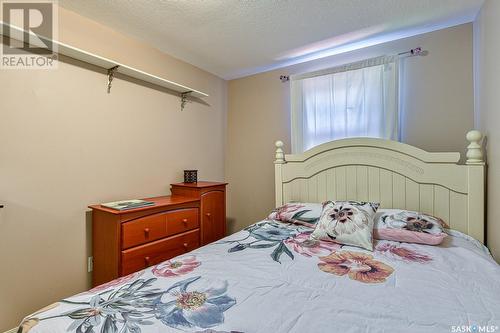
[310,201,380,251]
[374,209,448,245]
[268,202,322,228]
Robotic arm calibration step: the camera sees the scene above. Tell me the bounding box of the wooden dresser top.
[88,195,198,215]
[171,181,228,188]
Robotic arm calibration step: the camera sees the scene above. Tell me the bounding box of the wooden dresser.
[89,181,227,287]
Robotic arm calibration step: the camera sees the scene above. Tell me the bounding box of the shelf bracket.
[180,91,192,111]
[107,65,120,94]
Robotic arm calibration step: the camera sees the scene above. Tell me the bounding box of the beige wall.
[474,0,500,261]
[226,24,474,235]
[0,7,227,331]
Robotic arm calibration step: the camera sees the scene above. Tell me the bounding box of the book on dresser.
[89,181,227,287]
[101,199,155,211]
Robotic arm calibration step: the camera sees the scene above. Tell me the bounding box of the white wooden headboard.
[274,131,486,243]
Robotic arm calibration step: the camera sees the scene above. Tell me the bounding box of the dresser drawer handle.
[205,213,211,217]
[144,256,150,266]
[144,228,150,237]
[182,218,188,225]
[183,243,188,249]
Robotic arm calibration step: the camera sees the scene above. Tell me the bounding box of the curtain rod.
[398,47,426,57]
[280,46,427,82]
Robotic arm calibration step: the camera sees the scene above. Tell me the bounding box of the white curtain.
[291,55,399,153]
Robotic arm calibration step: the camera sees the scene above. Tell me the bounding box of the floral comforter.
[20,221,500,333]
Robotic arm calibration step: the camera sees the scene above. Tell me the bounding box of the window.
[290,55,399,153]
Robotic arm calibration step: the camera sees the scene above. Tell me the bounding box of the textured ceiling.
[58,0,483,79]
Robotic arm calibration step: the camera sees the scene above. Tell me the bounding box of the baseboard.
[4,328,17,333]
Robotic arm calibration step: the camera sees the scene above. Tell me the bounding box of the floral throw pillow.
[268,202,322,228]
[374,209,448,245]
[310,201,380,251]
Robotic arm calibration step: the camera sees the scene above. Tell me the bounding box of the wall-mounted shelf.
[0,22,209,109]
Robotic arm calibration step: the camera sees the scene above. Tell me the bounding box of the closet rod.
[0,21,209,109]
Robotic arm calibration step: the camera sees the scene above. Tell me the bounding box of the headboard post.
[465,130,485,243]
[274,141,286,207]
[466,130,484,165]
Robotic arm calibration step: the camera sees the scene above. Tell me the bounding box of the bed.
[18,131,500,333]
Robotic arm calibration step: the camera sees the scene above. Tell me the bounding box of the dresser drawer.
[122,212,168,249]
[166,208,199,236]
[120,229,200,275]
